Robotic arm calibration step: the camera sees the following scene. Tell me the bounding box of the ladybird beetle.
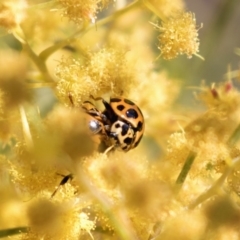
[83,96,144,152]
[101,97,144,151]
[52,95,144,197]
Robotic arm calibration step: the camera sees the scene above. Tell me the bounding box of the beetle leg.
[89,96,113,117]
[109,132,118,138]
[104,145,115,155]
[83,108,108,124]
[104,124,110,131]
[51,174,73,198]
[90,95,103,102]
[68,92,75,106]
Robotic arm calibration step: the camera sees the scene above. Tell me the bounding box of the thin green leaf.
[0,227,29,238]
[176,151,197,185]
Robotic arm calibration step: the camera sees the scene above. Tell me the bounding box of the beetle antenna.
[68,92,75,106]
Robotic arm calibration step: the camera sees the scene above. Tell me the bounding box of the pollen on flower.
[27,199,63,235]
[159,209,206,240]
[3,0,240,239]
[197,81,240,119]
[80,151,171,235]
[79,212,96,232]
[26,198,95,239]
[0,50,31,109]
[227,158,240,196]
[8,150,59,196]
[168,132,187,152]
[125,179,173,220]
[56,48,134,106]
[21,6,65,45]
[57,0,113,24]
[0,0,27,29]
[83,151,149,193]
[156,12,200,59]
[165,132,191,180]
[8,105,95,197]
[204,196,240,227]
[129,71,180,136]
[46,105,96,160]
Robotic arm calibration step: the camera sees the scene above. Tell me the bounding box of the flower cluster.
[56,48,135,106]
[0,0,27,30]
[58,0,113,24]
[156,12,200,59]
[0,0,239,239]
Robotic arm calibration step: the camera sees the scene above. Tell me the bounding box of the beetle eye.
[126,109,138,119]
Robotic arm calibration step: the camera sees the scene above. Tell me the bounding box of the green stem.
[175,150,197,185]
[39,0,142,61]
[227,123,240,147]
[23,43,54,82]
[189,156,240,209]
[75,169,139,240]
[12,24,55,84]
[26,82,56,89]
[188,122,240,209]
[22,42,56,84]
[141,0,166,21]
[98,0,142,25]
[38,26,87,62]
[27,0,57,9]
[0,227,29,238]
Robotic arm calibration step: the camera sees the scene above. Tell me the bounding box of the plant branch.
[39,0,141,61]
[0,227,29,238]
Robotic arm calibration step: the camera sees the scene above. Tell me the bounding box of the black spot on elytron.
[124,99,135,105]
[121,124,129,136]
[115,123,120,128]
[133,135,143,148]
[124,137,133,145]
[137,121,143,131]
[117,105,125,111]
[126,109,138,119]
[111,98,121,103]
